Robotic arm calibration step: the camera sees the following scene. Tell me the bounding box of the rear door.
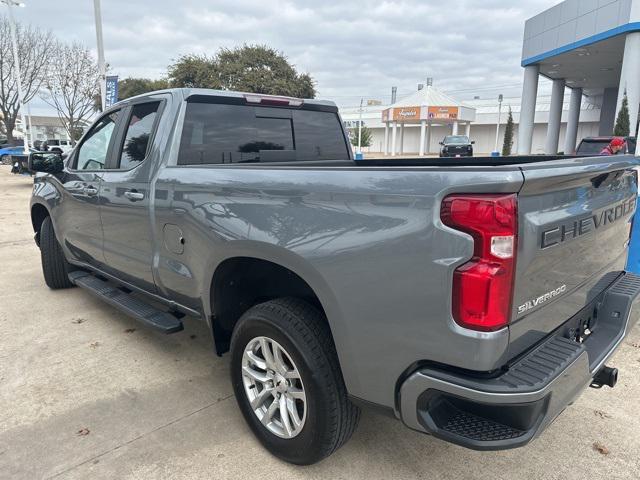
[99,98,164,292]
[508,155,638,356]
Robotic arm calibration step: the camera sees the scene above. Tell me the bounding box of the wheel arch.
[31,202,51,247]
[206,250,345,361]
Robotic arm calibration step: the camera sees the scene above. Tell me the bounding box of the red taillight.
[441,194,517,332]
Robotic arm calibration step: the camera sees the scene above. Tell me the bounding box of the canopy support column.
[383,122,390,155]
[419,120,426,156]
[391,121,397,157]
[564,87,582,155]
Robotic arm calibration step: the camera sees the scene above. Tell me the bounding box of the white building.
[340,88,603,155]
[518,0,640,154]
[23,116,71,143]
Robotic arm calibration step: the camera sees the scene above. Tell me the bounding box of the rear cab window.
[577,138,636,155]
[177,100,348,165]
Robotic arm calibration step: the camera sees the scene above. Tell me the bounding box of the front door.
[55,110,121,267]
[99,100,163,292]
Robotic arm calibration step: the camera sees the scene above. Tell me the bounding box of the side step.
[69,271,184,334]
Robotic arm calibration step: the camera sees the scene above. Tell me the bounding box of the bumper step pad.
[69,271,184,334]
[441,409,525,442]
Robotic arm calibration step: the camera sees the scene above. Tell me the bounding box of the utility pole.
[25,100,33,146]
[357,98,363,157]
[93,0,107,111]
[493,94,504,156]
[3,0,29,152]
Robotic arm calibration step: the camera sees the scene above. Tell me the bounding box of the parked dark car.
[576,136,636,156]
[439,135,474,157]
[9,149,37,174]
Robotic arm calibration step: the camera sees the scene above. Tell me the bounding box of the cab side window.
[118,102,161,169]
[75,111,119,170]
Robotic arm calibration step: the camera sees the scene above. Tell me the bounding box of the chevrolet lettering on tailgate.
[541,197,636,249]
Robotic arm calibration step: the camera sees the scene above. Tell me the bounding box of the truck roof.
[117,87,338,110]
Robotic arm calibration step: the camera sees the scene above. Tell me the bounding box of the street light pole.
[93,0,107,111]
[3,0,29,153]
[493,93,504,156]
[357,98,363,156]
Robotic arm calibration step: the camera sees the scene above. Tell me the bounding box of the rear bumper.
[398,272,640,450]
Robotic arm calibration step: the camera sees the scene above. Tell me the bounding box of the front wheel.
[230,298,360,465]
[40,216,75,289]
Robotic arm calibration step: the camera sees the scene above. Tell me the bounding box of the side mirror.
[439,141,444,145]
[471,141,475,145]
[28,152,64,174]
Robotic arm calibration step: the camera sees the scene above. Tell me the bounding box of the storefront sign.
[392,106,421,121]
[428,106,458,120]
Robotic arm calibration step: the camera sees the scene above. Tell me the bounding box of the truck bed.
[354,154,575,167]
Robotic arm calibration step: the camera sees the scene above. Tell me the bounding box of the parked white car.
[42,139,73,154]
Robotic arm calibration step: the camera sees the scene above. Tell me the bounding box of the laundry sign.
[428,106,458,119]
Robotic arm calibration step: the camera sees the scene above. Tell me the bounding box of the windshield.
[444,135,470,144]
[577,141,608,154]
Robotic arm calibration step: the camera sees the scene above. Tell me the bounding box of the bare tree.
[0,16,52,143]
[41,42,99,143]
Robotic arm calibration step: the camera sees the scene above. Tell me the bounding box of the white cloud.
[9,0,559,109]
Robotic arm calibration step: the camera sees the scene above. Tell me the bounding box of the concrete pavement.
[0,166,639,479]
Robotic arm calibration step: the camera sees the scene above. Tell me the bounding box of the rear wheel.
[40,216,75,289]
[230,297,360,465]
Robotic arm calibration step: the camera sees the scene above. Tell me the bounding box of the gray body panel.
[30,89,640,411]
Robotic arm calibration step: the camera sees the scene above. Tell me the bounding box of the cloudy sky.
[9,0,559,113]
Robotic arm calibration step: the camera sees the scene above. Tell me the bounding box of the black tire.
[230,297,360,465]
[40,216,75,289]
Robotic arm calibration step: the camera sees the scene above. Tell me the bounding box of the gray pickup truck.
[28,88,640,465]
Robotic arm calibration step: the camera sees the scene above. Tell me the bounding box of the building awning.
[382,85,476,124]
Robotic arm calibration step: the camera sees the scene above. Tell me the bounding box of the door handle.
[124,190,145,201]
[83,186,98,196]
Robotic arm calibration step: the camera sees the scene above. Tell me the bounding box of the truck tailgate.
[508,155,638,357]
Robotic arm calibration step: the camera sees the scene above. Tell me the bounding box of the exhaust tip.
[590,366,618,389]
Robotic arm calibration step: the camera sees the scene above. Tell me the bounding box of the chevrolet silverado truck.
[28,88,640,465]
